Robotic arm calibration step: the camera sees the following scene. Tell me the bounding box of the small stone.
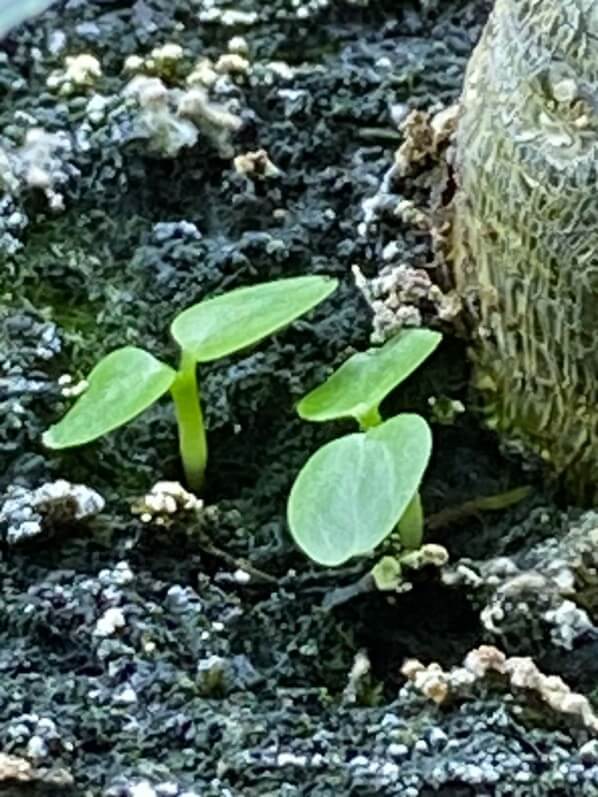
[124,55,145,73]
[228,36,249,55]
[580,740,598,764]
[277,752,307,767]
[427,727,448,749]
[156,784,179,796]
[0,753,73,786]
[47,53,102,94]
[129,782,157,797]
[387,743,409,759]
[233,569,251,585]
[114,687,138,705]
[26,735,48,761]
[94,607,126,637]
[379,762,399,779]
[234,149,281,179]
[215,54,250,75]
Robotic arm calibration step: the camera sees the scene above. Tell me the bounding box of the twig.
[426,486,532,531]
[195,533,278,585]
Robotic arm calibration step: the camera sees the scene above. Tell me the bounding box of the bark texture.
[452,0,598,500]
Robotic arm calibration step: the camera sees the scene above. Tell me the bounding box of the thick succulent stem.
[452,0,598,502]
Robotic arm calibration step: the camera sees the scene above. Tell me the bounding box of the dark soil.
[1,1,596,795]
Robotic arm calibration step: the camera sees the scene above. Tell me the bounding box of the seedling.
[287,328,441,566]
[43,275,338,492]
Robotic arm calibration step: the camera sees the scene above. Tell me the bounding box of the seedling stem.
[358,407,382,430]
[170,350,207,492]
[397,491,424,550]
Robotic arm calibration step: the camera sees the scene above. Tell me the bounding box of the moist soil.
[1,1,597,795]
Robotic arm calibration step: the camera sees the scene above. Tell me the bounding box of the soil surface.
[1,1,597,795]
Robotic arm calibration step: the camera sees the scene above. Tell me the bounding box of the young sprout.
[43,276,338,492]
[288,328,441,565]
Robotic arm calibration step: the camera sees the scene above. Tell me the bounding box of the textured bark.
[452,0,598,501]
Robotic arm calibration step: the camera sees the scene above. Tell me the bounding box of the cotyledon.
[451,0,598,501]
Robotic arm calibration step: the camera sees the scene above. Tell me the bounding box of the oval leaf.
[287,414,432,566]
[297,328,442,424]
[43,347,175,449]
[170,276,337,362]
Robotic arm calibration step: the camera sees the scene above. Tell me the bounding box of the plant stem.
[397,491,424,550]
[358,406,382,430]
[426,485,531,532]
[170,350,207,493]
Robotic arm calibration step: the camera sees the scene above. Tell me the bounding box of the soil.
[0,1,597,795]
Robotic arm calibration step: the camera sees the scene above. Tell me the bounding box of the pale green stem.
[170,350,207,493]
[397,491,424,550]
[358,406,382,430]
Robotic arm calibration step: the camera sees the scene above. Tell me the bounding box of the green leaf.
[43,347,175,449]
[287,414,432,566]
[170,276,338,362]
[297,328,442,425]
[0,0,55,36]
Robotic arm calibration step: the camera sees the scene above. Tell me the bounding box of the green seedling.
[43,275,338,492]
[288,328,441,566]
